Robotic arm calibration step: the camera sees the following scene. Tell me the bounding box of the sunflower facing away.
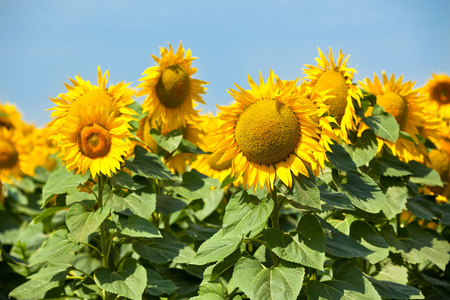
[423,149,450,203]
[47,66,137,130]
[359,71,433,162]
[136,42,208,129]
[212,71,326,191]
[302,48,363,143]
[422,73,450,119]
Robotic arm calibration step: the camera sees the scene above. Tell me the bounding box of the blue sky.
[0,0,449,127]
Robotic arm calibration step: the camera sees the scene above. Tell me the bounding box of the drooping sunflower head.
[212,71,325,191]
[56,102,134,178]
[302,48,363,142]
[423,73,450,118]
[0,127,31,182]
[47,66,137,130]
[359,71,429,162]
[136,42,208,129]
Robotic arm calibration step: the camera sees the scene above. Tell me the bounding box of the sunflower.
[0,127,31,182]
[302,48,363,142]
[27,127,59,173]
[56,101,134,177]
[190,113,240,188]
[422,73,450,119]
[212,71,326,191]
[423,149,450,203]
[136,114,204,174]
[275,78,340,175]
[136,42,208,129]
[47,66,137,129]
[0,102,26,130]
[359,71,431,162]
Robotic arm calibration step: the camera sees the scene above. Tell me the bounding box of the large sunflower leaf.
[65,203,110,243]
[306,259,381,300]
[342,129,378,167]
[326,143,357,172]
[358,104,399,142]
[150,128,183,153]
[349,221,389,264]
[366,275,424,299]
[191,231,242,265]
[109,187,156,219]
[379,176,408,219]
[409,160,443,186]
[145,268,178,296]
[230,256,304,300]
[336,171,386,213]
[94,258,147,300]
[125,145,177,180]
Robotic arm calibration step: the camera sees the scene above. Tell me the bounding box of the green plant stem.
[98,174,112,300]
[270,188,281,267]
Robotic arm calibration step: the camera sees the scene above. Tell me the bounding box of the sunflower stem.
[98,174,113,300]
[270,188,281,267]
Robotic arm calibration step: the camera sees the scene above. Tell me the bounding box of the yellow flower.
[302,48,363,143]
[56,102,134,178]
[48,66,137,129]
[212,71,326,191]
[422,73,450,119]
[359,71,431,162]
[190,114,240,188]
[423,149,450,203]
[136,114,204,174]
[0,127,31,182]
[136,42,208,129]
[0,102,26,130]
[27,127,59,173]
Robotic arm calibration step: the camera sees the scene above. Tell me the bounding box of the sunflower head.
[359,71,429,162]
[423,73,450,118]
[0,127,31,182]
[47,66,137,130]
[212,71,325,191]
[0,103,26,130]
[137,42,208,129]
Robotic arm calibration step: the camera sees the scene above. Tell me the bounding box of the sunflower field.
[1,42,450,300]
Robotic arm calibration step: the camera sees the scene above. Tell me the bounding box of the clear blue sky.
[1,0,449,127]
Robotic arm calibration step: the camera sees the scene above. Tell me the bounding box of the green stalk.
[97,174,112,300]
[270,188,281,267]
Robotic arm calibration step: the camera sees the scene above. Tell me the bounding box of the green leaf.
[169,171,218,200]
[121,215,161,238]
[409,160,443,186]
[94,258,147,300]
[66,203,110,243]
[222,189,273,237]
[155,195,189,215]
[150,128,183,153]
[306,259,381,300]
[374,259,409,285]
[406,195,442,220]
[125,145,177,180]
[173,139,206,155]
[210,249,242,281]
[29,229,82,266]
[231,256,304,300]
[157,268,201,295]
[199,282,225,297]
[380,223,450,271]
[267,214,324,269]
[369,150,412,177]
[319,217,373,258]
[32,205,67,224]
[190,232,242,265]
[133,231,193,264]
[219,173,236,189]
[109,187,156,219]
[326,143,357,171]
[111,171,135,189]
[349,221,389,264]
[359,104,399,142]
[193,188,225,221]
[9,263,71,300]
[186,224,219,241]
[366,275,424,299]
[342,129,378,167]
[145,268,178,296]
[336,172,386,213]
[379,177,408,219]
[41,166,90,207]
[316,178,354,210]
[288,174,321,210]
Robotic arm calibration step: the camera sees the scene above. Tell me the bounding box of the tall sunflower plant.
[2,45,450,300]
